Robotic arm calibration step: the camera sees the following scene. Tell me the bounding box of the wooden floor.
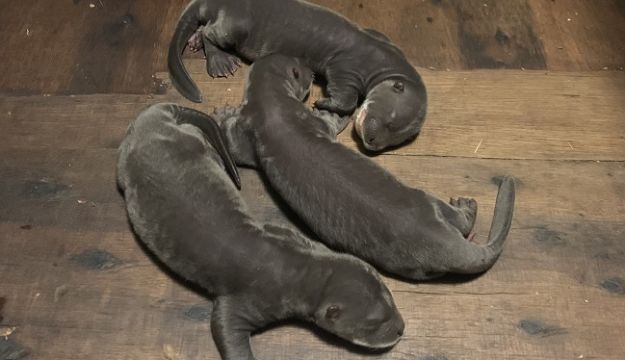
[1,1,624,359]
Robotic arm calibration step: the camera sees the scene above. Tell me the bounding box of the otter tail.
[168,0,205,103]
[453,176,516,274]
[174,106,241,189]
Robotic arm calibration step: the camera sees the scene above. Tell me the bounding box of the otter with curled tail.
[218,54,516,281]
[168,0,427,151]
[117,103,404,360]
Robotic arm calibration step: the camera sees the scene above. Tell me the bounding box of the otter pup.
[117,103,404,360]
[168,0,427,151]
[217,54,516,281]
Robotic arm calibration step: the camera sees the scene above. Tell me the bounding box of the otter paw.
[187,29,204,52]
[314,97,352,116]
[450,197,478,234]
[311,108,338,120]
[207,52,241,78]
[212,105,242,123]
[450,197,477,212]
[311,108,351,135]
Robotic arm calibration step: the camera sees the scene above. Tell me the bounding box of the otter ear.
[325,305,342,322]
[392,80,404,93]
[292,67,300,80]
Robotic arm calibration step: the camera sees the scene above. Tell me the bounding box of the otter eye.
[325,305,341,321]
[393,81,404,93]
[292,68,300,80]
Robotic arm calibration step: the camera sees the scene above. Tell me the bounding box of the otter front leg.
[310,108,351,138]
[442,197,478,237]
[214,106,257,168]
[211,298,256,360]
[314,76,359,116]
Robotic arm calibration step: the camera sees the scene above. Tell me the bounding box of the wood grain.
[152,60,625,161]
[1,92,625,359]
[0,0,187,96]
[5,63,624,162]
[450,0,547,70]
[1,1,625,359]
[1,0,624,96]
[529,0,625,71]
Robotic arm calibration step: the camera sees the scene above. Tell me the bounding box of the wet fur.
[218,55,516,281]
[116,103,404,360]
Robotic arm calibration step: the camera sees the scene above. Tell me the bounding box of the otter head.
[264,55,314,101]
[248,55,314,102]
[355,78,427,152]
[313,261,404,349]
[286,61,314,101]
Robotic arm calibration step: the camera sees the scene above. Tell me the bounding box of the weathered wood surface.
[0,0,187,96]
[1,0,624,96]
[166,61,625,162]
[1,0,625,359]
[1,90,625,359]
[4,62,624,162]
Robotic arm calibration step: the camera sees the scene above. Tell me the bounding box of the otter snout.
[397,324,404,337]
[358,117,388,152]
[364,134,385,152]
[364,119,378,144]
[354,315,405,349]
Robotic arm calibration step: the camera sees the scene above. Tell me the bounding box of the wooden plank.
[166,63,623,161]
[2,1,624,96]
[2,66,624,164]
[1,150,624,360]
[412,70,625,161]
[1,93,625,359]
[0,0,464,96]
[0,0,187,96]
[312,0,466,71]
[447,0,547,70]
[529,0,625,71]
[4,65,625,162]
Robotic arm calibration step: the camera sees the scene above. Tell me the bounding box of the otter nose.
[396,316,405,337]
[364,118,379,145]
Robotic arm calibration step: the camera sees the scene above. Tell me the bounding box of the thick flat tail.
[454,176,516,274]
[168,1,203,103]
[174,106,241,189]
[485,176,516,253]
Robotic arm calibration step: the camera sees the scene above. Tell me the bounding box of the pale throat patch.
[355,100,372,135]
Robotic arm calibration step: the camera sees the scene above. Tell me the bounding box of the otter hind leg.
[310,108,351,137]
[314,92,358,116]
[202,36,241,78]
[447,197,478,237]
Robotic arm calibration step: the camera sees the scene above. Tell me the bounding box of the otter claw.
[213,106,242,122]
[187,29,204,52]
